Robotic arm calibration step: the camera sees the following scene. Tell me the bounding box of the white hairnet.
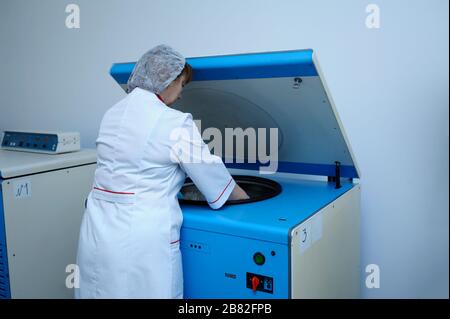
[127,44,186,94]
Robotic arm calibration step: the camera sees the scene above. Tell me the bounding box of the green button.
[253,252,265,265]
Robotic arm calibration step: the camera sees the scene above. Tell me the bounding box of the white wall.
[0,0,448,298]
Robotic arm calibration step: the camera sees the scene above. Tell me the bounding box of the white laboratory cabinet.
[0,149,96,298]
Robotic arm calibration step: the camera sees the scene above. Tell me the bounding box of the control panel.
[1,131,80,154]
[246,272,274,294]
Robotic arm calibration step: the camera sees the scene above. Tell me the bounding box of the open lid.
[110,49,360,178]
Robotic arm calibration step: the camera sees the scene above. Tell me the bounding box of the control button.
[246,272,274,294]
[251,276,260,292]
[264,278,272,290]
[253,252,265,265]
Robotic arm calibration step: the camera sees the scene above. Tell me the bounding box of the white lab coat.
[75,88,235,299]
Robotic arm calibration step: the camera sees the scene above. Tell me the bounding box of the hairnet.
[127,44,186,94]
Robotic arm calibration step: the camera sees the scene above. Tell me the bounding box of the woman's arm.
[228,184,250,201]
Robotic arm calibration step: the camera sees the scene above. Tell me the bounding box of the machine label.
[298,213,323,254]
[225,272,237,279]
[299,220,312,254]
[13,179,32,199]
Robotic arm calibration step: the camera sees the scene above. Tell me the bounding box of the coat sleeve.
[171,114,236,209]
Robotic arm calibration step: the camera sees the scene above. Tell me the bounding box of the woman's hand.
[228,184,250,201]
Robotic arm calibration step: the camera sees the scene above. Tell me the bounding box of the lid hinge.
[327,161,342,189]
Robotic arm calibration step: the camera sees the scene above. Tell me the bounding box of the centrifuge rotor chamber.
[178,175,282,205]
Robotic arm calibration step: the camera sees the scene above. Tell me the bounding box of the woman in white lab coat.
[75,45,248,299]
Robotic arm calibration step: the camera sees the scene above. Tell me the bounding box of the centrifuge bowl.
[178,175,282,205]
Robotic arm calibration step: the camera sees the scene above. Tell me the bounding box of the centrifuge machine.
[110,49,361,299]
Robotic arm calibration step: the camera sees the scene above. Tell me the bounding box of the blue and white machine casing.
[112,49,361,299]
[0,149,96,298]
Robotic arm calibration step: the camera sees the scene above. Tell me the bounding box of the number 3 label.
[299,221,312,254]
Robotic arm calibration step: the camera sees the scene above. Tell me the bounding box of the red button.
[251,276,260,292]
